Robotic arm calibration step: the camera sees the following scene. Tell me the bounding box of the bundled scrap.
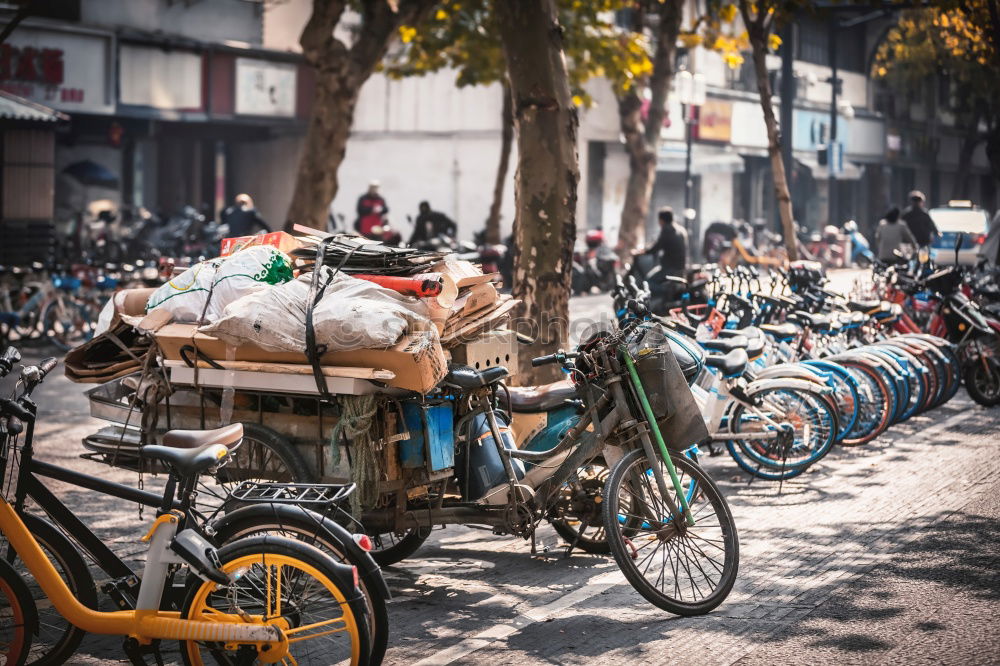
[69,231,520,396]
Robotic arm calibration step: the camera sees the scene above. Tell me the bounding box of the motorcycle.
[572,229,618,294]
[623,253,708,316]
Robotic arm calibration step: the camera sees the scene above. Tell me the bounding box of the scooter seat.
[507,380,578,413]
[140,442,231,477]
[847,299,886,313]
[701,336,748,353]
[705,348,749,377]
[442,364,509,390]
[759,323,799,341]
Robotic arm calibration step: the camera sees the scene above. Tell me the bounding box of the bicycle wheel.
[603,449,739,615]
[40,300,91,352]
[728,388,837,477]
[181,535,370,666]
[801,360,860,441]
[211,509,389,665]
[367,526,429,567]
[1,514,97,666]
[835,360,893,445]
[0,557,36,666]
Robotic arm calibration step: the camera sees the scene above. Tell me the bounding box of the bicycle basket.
[629,326,710,451]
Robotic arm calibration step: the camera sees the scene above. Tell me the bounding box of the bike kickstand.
[565,515,591,559]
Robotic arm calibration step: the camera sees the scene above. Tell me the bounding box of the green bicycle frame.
[621,349,695,526]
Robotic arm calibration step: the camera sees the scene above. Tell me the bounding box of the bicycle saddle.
[718,327,766,359]
[790,311,832,330]
[507,380,577,413]
[759,323,799,341]
[162,423,244,450]
[705,348,749,377]
[140,442,231,477]
[441,364,509,390]
[701,336,748,353]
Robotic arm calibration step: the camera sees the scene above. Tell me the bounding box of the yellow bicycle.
[0,356,370,665]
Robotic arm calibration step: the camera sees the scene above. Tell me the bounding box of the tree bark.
[496,0,579,385]
[741,2,798,261]
[615,1,683,262]
[285,0,435,231]
[485,78,513,245]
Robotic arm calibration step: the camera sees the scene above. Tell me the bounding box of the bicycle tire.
[603,449,739,615]
[834,360,893,445]
[212,510,389,665]
[367,527,430,567]
[2,513,97,666]
[0,557,36,666]
[963,359,1000,407]
[180,535,371,666]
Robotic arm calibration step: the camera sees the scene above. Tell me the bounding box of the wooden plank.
[166,365,378,395]
[163,359,395,380]
[442,298,519,344]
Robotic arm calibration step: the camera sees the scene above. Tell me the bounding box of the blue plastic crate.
[399,402,455,472]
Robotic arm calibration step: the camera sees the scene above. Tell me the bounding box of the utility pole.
[828,17,839,229]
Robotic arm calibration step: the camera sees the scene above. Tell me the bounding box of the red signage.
[0,45,65,85]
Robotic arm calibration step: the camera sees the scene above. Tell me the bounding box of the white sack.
[145,246,293,323]
[200,267,432,353]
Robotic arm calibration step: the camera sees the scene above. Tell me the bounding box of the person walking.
[409,201,458,246]
[644,206,689,277]
[875,207,917,262]
[355,181,389,239]
[901,190,938,247]
[221,194,270,237]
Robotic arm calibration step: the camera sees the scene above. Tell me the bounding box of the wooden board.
[173,359,395,380]
[441,298,520,344]
[165,362,379,395]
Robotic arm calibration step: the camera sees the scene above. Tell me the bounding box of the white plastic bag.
[145,246,293,323]
[200,267,431,353]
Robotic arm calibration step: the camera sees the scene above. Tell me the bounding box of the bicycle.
[0,352,372,665]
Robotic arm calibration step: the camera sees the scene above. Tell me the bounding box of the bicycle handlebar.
[0,346,21,378]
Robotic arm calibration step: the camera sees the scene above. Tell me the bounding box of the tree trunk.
[742,6,797,261]
[496,0,579,385]
[615,1,683,262]
[286,71,359,231]
[485,78,513,245]
[284,0,435,232]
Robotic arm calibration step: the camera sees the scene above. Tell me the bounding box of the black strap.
[305,241,332,400]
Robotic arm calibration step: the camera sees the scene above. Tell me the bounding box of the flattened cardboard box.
[154,323,446,393]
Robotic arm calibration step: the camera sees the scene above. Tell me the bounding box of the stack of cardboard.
[430,259,519,347]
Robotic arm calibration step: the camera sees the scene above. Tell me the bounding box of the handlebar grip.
[531,354,559,367]
[38,357,58,379]
[0,346,21,377]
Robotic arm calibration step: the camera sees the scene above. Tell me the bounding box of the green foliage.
[382,0,651,106]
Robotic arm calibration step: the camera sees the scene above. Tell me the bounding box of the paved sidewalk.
[6,343,1000,665]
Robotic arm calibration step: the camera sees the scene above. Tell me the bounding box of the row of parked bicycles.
[0,262,162,353]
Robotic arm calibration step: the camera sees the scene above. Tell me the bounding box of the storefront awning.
[796,155,862,181]
[0,91,68,123]
[657,143,745,174]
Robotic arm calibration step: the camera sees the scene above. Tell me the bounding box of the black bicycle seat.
[790,311,832,330]
[847,299,885,313]
[701,336,748,353]
[705,348,749,377]
[507,380,577,413]
[759,323,799,340]
[441,364,509,390]
[140,442,231,477]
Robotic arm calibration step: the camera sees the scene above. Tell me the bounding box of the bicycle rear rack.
[227,481,355,507]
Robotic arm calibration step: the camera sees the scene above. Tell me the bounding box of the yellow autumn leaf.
[435,8,447,20]
[719,4,737,23]
[876,66,887,77]
[723,52,744,69]
[769,34,782,50]
[398,25,417,43]
[572,94,585,107]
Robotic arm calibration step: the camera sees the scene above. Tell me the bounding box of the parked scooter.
[843,220,875,268]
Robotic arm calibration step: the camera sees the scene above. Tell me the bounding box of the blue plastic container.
[399,402,455,471]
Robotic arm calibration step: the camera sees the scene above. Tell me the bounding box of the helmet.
[584,228,605,249]
[843,220,857,232]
